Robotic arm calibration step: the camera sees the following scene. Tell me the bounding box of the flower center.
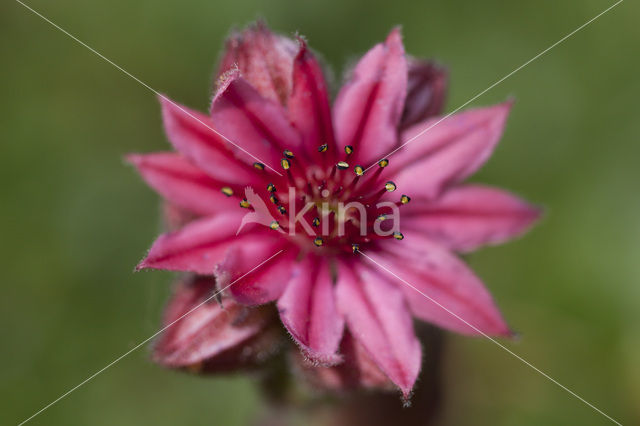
[230,145,410,254]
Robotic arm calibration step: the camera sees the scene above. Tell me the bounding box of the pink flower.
[128,23,540,398]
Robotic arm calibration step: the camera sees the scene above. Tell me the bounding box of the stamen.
[393,231,404,240]
[267,183,276,192]
[351,243,360,253]
[253,162,265,171]
[221,187,233,197]
[281,158,291,170]
[336,161,349,170]
[354,165,364,176]
[377,214,387,222]
[400,194,411,204]
[270,221,280,230]
[277,205,287,215]
[269,194,279,204]
[318,144,328,153]
[313,237,323,247]
[378,158,389,168]
[385,181,397,192]
[312,217,320,227]
[345,145,354,155]
[283,149,294,159]
[239,199,250,208]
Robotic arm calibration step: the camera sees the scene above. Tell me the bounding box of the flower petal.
[402,184,541,252]
[333,28,407,164]
[210,71,302,167]
[292,331,393,391]
[126,152,237,216]
[336,261,421,398]
[288,38,336,160]
[137,213,280,274]
[217,242,298,305]
[400,59,448,130]
[159,96,258,183]
[217,22,297,106]
[277,258,344,365]
[153,275,280,371]
[371,235,511,336]
[388,101,512,199]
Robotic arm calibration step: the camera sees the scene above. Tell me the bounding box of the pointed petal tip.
[386,26,403,42]
[508,328,522,341]
[299,347,344,367]
[134,259,148,272]
[123,153,141,166]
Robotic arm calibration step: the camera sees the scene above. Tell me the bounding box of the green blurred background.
[1,0,638,424]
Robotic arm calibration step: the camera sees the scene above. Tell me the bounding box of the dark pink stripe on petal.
[211,71,302,166]
[336,261,421,398]
[159,96,257,183]
[402,184,542,252]
[277,258,344,365]
[153,276,272,368]
[333,28,408,165]
[126,152,237,216]
[218,240,296,305]
[137,213,274,274]
[388,102,512,200]
[288,38,336,160]
[372,236,511,336]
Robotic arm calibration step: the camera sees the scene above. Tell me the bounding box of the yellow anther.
[270,221,280,230]
[253,162,265,170]
[345,145,354,155]
[283,149,294,159]
[239,199,250,208]
[336,161,349,170]
[269,194,279,204]
[393,231,404,240]
[354,165,364,176]
[313,237,323,247]
[400,194,411,204]
[267,183,276,192]
[318,144,328,153]
[221,187,233,197]
[377,214,387,221]
[385,181,397,192]
[378,158,389,168]
[312,217,320,227]
[281,158,291,170]
[277,205,287,215]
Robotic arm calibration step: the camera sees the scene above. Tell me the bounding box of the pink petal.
[126,152,237,216]
[162,202,197,231]
[288,38,336,160]
[217,242,298,305]
[371,235,511,336]
[137,213,280,274]
[210,71,302,166]
[402,184,542,252]
[335,261,421,398]
[159,96,257,183]
[153,275,278,370]
[217,22,297,105]
[400,59,448,130]
[277,257,344,365]
[332,28,407,165]
[293,331,393,391]
[388,101,512,200]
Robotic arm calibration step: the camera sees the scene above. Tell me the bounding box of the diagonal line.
[364,0,624,172]
[14,0,283,177]
[358,250,622,425]
[17,250,284,426]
